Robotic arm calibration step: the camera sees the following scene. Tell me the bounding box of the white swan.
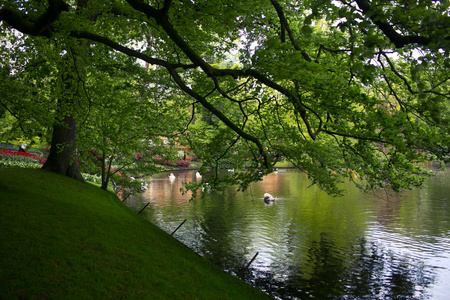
[263,193,276,203]
[168,173,176,180]
[196,172,202,178]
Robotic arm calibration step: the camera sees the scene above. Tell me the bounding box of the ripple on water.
[129,169,450,300]
[366,225,450,262]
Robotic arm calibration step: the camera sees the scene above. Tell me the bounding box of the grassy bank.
[0,168,271,299]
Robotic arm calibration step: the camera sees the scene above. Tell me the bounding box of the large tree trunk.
[42,49,84,182]
[42,104,84,182]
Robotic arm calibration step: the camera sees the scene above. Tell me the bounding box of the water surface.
[128,168,450,299]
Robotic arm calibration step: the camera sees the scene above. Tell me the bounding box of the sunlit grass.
[274,160,294,168]
[0,167,270,299]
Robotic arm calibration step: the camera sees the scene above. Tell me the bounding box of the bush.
[82,173,102,184]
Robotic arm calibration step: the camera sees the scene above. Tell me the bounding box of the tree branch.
[0,0,69,37]
[166,67,271,168]
[161,0,172,15]
[69,30,295,165]
[269,0,311,62]
[379,52,416,94]
[70,31,196,70]
[354,0,432,48]
[323,129,389,144]
[124,0,319,141]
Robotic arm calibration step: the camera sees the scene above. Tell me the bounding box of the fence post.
[245,252,259,269]
[171,219,187,236]
[138,202,150,215]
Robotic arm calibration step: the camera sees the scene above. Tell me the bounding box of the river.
[127,166,450,299]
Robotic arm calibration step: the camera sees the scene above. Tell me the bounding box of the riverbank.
[0,168,271,299]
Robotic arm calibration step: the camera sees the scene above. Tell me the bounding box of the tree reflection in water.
[129,169,449,299]
[239,236,435,299]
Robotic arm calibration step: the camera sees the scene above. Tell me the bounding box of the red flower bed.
[175,160,191,168]
[0,149,47,164]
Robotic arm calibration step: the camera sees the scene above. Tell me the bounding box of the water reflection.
[127,168,450,299]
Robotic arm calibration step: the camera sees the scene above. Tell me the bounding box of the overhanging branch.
[269,0,311,62]
[354,0,432,48]
[0,0,69,37]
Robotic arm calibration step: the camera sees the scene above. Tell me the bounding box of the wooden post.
[245,252,259,269]
[138,202,150,215]
[171,219,187,236]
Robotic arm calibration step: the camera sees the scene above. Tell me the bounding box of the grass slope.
[0,168,270,299]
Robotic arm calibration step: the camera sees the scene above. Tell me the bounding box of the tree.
[1,0,449,194]
[77,50,188,191]
[0,33,54,147]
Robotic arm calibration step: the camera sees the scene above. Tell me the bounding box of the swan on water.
[263,193,275,203]
[169,173,176,180]
[196,171,202,178]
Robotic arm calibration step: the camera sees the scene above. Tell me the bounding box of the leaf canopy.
[1,0,449,194]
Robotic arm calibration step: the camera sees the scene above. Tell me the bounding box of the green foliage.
[75,50,189,192]
[1,0,449,194]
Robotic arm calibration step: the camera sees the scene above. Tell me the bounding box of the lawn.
[0,167,271,299]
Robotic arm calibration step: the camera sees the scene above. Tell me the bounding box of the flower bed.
[0,149,47,167]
